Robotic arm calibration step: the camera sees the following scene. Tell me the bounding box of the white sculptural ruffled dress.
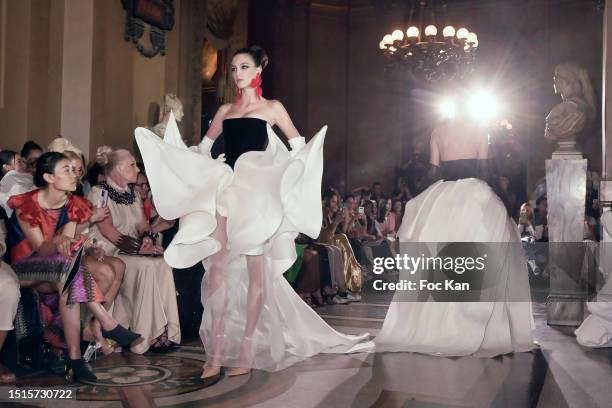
[135,114,368,371]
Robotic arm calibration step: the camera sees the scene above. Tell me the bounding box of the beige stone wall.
[0,0,33,152]
[0,0,190,160]
[89,0,183,159]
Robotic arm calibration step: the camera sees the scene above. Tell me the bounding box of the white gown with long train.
[371,173,535,357]
[135,115,368,371]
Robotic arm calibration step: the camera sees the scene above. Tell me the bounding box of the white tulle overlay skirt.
[372,178,535,357]
[135,120,368,371]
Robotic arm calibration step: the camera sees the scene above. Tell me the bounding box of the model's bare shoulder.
[266,99,288,125]
[267,99,286,113]
[217,103,233,116]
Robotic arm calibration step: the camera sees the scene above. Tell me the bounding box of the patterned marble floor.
[1,289,611,408]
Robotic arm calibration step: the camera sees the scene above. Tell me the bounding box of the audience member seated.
[86,161,106,190]
[534,195,548,242]
[60,150,87,197]
[133,170,175,245]
[339,194,368,266]
[45,142,128,338]
[363,200,380,241]
[359,200,395,275]
[0,219,19,384]
[47,137,81,156]
[391,200,403,233]
[0,150,26,180]
[297,234,350,305]
[371,181,385,202]
[392,177,412,203]
[87,146,180,353]
[377,198,396,239]
[20,141,43,176]
[319,189,363,301]
[351,187,370,206]
[285,242,324,308]
[518,202,536,241]
[1,151,35,219]
[7,152,140,382]
[519,202,547,277]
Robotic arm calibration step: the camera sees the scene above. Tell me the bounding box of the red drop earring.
[250,73,263,99]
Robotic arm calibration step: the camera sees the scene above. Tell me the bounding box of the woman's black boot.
[67,358,97,383]
[102,324,141,347]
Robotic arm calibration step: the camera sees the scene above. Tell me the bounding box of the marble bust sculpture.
[151,93,184,138]
[545,63,596,154]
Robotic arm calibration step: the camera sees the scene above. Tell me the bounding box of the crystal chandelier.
[378,2,478,82]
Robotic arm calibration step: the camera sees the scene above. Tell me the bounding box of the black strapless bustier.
[221,118,268,169]
[440,158,479,181]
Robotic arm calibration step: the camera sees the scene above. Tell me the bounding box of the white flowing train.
[355,177,535,357]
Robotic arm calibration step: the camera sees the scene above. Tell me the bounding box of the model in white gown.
[368,118,535,357]
[135,113,368,373]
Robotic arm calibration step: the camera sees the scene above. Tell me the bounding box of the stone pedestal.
[545,158,587,326]
[552,141,582,160]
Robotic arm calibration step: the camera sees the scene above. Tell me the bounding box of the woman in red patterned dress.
[7,152,140,382]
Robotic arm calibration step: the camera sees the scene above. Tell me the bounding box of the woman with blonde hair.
[87,146,180,353]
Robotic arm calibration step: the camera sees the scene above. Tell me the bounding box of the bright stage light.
[438,99,457,119]
[468,91,498,123]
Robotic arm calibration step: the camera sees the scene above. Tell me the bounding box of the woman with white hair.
[87,146,180,354]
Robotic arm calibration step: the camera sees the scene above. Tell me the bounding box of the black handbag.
[1,288,60,375]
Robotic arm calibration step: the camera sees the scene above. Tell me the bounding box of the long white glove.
[288,136,305,157]
[190,136,225,162]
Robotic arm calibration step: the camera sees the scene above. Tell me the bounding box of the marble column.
[545,158,587,325]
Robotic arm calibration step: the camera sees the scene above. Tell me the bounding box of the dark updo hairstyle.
[0,150,18,179]
[233,45,269,70]
[34,151,68,188]
[86,162,105,188]
[20,140,43,159]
